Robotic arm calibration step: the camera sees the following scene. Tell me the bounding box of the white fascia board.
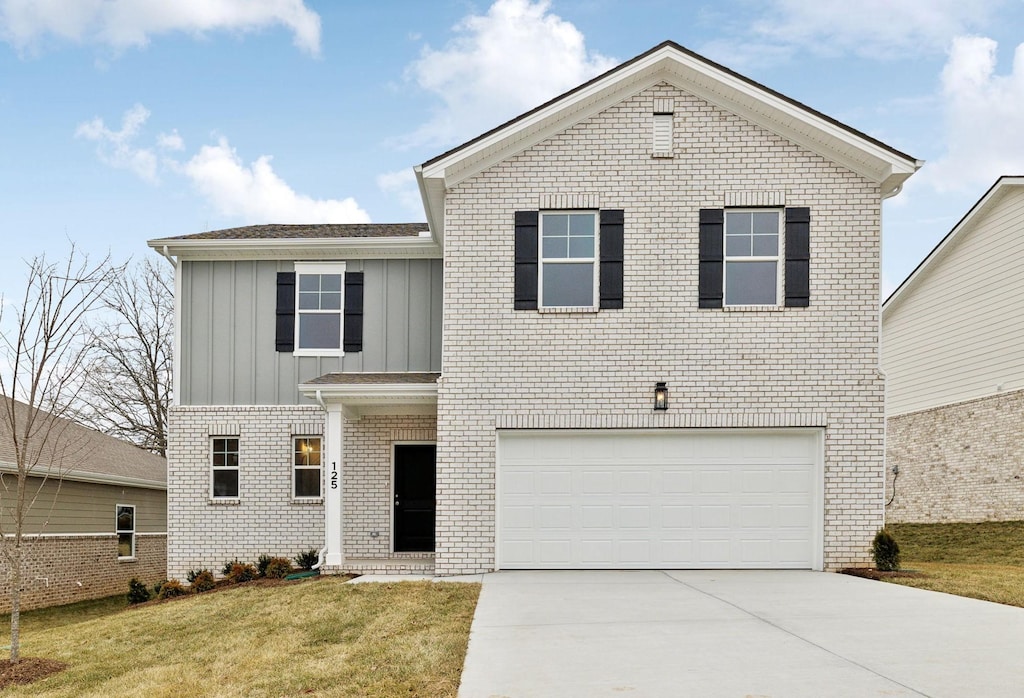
[146,236,442,260]
[298,382,439,404]
[415,164,446,249]
[883,177,1024,316]
[0,460,166,491]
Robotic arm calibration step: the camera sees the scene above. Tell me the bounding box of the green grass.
[5,577,480,697]
[884,521,1024,607]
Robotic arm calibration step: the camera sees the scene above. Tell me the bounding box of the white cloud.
[395,0,616,149]
[157,130,184,151]
[377,168,425,219]
[0,0,321,55]
[75,103,158,182]
[181,138,370,224]
[922,36,1024,192]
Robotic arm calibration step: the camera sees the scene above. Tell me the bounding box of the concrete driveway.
[458,570,1024,697]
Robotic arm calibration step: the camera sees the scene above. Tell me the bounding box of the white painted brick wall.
[435,83,886,573]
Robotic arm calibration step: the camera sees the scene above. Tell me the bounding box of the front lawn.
[3,577,480,697]
[885,521,1024,607]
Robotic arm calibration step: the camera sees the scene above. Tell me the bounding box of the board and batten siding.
[883,187,1024,416]
[179,258,443,406]
[0,477,166,534]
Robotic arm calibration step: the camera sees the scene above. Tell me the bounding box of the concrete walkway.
[458,570,1024,697]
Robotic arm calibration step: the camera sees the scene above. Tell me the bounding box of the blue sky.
[3,0,1024,301]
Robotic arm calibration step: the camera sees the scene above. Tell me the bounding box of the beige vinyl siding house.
[0,398,167,610]
[883,176,1024,522]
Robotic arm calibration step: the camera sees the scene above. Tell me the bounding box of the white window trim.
[293,435,323,501]
[210,436,240,500]
[538,210,599,310]
[116,503,135,559]
[723,208,784,308]
[293,261,347,357]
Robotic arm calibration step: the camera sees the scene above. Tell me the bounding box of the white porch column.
[325,405,344,568]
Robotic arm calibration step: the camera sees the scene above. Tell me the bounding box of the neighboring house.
[151,41,918,579]
[0,398,166,610]
[883,176,1024,523]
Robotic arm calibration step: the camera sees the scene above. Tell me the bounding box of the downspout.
[311,388,329,570]
[878,184,902,523]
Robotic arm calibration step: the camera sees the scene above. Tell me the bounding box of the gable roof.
[416,40,921,245]
[0,398,166,490]
[883,176,1024,315]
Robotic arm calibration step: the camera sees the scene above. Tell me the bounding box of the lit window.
[211,437,240,498]
[539,212,598,308]
[116,505,135,558]
[724,210,781,306]
[293,437,322,499]
[294,263,346,354]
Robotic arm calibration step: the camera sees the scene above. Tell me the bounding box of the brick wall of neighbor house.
[886,389,1024,522]
[435,83,886,574]
[0,533,166,611]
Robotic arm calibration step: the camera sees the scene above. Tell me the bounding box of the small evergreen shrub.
[127,577,151,605]
[157,579,189,599]
[872,528,901,571]
[151,580,167,597]
[221,559,244,576]
[190,569,216,592]
[256,553,273,577]
[186,569,203,584]
[264,557,293,579]
[226,562,258,583]
[295,549,319,570]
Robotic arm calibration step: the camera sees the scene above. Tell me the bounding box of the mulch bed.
[0,657,67,689]
[840,567,926,580]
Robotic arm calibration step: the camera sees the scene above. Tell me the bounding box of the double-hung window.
[724,210,781,306]
[293,436,322,499]
[539,211,598,308]
[294,262,346,354]
[211,437,240,498]
[116,504,135,558]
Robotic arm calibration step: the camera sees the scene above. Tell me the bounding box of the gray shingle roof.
[0,398,166,486]
[153,223,428,241]
[304,372,440,385]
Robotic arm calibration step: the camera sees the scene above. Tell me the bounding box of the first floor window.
[724,209,781,306]
[116,505,135,558]
[212,437,240,498]
[294,262,345,354]
[293,437,322,498]
[539,211,597,308]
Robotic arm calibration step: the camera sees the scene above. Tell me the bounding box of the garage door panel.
[498,430,820,569]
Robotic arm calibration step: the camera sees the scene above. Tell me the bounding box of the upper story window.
[294,262,346,355]
[724,210,781,306]
[539,212,598,308]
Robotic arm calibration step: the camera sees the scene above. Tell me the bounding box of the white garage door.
[497,429,822,570]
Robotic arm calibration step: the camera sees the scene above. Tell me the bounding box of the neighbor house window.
[294,262,346,354]
[116,504,135,558]
[724,210,781,305]
[539,211,598,308]
[293,436,322,499]
[211,437,240,498]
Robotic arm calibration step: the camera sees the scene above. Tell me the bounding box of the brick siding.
[886,389,1024,522]
[0,533,166,611]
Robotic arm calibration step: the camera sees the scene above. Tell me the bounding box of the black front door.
[394,444,436,552]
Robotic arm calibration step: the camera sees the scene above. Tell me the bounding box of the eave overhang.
[417,41,922,247]
[299,376,439,421]
[0,460,166,491]
[147,235,442,261]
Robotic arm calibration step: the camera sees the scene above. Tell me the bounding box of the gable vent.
[653,112,673,157]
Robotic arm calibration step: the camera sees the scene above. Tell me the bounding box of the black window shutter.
[343,272,364,352]
[599,209,624,309]
[275,272,296,352]
[785,207,811,307]
[514,211,539,310]
[698,209,724,308]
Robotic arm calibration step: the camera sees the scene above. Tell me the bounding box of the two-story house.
[150,42,919,579]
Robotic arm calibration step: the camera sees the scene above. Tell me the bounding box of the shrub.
[157,579,189,599]
[264,557,293,579]
[190,569,216,592]
[127,577,151,605]
[186,569,204,584]
[295,549,319,570]
[872,528,901,571]
[221,559,243,576]
[256,554,273,577]
[151,580,167,597]
[226,562,258,584]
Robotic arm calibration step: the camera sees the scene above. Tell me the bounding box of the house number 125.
[330,462,338,490]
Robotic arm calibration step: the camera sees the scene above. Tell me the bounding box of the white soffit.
[147,236,442,261]
[883,176,1024,316]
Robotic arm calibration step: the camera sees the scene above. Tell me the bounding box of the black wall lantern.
[654,382,668,411]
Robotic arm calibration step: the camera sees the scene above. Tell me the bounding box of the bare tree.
[0,248,115,663]
[76,258,172,456]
